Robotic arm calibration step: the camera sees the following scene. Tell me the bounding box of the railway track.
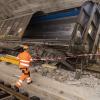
[0,81,40,100]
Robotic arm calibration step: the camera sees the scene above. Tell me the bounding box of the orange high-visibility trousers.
[16,67,32,88]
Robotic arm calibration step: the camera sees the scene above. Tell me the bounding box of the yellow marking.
[0,55,19,65]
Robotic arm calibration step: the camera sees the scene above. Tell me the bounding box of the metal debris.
[31,65,100,88]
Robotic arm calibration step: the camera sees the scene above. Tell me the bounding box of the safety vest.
[16,51,32,68]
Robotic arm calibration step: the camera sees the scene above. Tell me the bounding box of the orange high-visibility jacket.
[16,51,32,68]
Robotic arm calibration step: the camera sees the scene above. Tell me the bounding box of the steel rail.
[0,84,28,100]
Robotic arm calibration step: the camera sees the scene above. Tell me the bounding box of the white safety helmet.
[20,45,29,50]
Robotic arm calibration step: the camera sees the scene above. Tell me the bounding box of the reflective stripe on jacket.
[16,51,32,68]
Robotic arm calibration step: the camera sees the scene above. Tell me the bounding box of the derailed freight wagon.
[0,1,100,70]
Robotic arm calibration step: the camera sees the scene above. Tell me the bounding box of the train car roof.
[0,0,91,21]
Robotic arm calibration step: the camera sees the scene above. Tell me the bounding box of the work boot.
[13,85,19,92]
[30,96,40,100]
[27,80,33,84]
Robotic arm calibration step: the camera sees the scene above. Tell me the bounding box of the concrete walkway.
[0,62,100,100]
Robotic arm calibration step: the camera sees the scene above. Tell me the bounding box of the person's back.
[17,51,32,68]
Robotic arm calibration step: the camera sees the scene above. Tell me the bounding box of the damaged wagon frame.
[0,1,100,74]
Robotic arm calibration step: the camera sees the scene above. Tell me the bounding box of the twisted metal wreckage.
[0,1,100,75]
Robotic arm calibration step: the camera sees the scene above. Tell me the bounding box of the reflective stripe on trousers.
[16,80,23,88]
[26,77,32,83]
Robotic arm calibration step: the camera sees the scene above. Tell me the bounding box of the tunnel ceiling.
[0,0,99,20]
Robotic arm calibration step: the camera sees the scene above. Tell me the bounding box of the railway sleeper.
[0,80,40,100]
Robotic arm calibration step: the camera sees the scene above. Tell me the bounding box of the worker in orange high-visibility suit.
[15,45,33,89]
